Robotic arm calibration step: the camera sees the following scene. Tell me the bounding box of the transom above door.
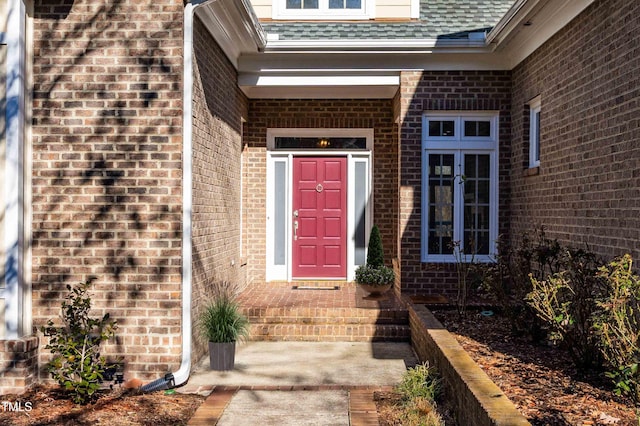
[266,129,373,282]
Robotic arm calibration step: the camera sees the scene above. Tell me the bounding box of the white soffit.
[241,85,400,99]
[195,0,265,68]
[488,0,596,68]
[238,74,400,99]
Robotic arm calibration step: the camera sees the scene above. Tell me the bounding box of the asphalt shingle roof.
[261,0,515,40]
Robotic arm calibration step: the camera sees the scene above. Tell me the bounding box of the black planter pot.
[208,341,236,371]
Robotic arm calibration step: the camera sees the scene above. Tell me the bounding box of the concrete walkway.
[180,341,418,425]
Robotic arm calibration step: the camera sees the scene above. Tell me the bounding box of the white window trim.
[410,0,420,19]
[272,0,375,20]
[265,128,373,282]
[529,95,541,168]
[421,112,499,264]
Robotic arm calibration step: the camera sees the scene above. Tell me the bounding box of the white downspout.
[141,0,204,392]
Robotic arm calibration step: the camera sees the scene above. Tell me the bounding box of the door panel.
[292,157,347,278]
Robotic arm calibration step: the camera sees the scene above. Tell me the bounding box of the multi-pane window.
[529,96,541,168]
[277,0,370,19]
[422,113,499,262]
[286,0,318,9]
[329,0,361,9]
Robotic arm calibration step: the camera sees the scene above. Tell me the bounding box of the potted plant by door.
[355,225,395,295]
[199,292,249,371]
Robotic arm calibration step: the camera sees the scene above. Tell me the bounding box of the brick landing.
[237,282,409,342]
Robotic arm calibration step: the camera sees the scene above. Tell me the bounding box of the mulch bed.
[432,308,638,426]
[0,385,204,426]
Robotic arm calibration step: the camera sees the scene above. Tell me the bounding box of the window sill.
[523,166,540,177]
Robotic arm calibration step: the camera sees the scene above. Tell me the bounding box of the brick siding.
[191,16,248,363]
[398,71,512,295]
[0,337,39,395]
[30,0,184,384]
[509,0,640,261]
[244,99,398,283]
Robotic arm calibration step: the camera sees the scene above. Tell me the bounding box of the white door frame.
[265,129,373,282]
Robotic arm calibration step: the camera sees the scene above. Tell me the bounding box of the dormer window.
[274,0,374,20]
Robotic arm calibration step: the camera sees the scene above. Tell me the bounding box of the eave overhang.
[194,0,597,99]
[193,0,266,69]
[487,0,596,69]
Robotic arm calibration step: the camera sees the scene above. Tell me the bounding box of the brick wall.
[509,0,640,261]
[398,71,512,295]
[0,337,39,395]
[244,99,398,282]
[191,16,248,363]
[30,0,184,383]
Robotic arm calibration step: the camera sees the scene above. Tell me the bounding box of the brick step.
[242,307,408,326]
[242,306,409,342]
[248,323,410,342]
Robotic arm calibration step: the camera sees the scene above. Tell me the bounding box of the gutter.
[264,35,490,53]
[485,0,537,46]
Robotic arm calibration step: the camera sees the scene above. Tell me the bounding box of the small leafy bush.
[355,264,395,286]
[526,248,604,370]
[593,254,640,401]
[199,293,249,343]
[41,280,118,404]
[482,229,574,341]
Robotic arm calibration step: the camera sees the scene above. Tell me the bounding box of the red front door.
[292,157,347,279]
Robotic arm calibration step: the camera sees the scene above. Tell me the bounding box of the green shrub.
[354,264,394,286]
[199,293,249,343]
[526,248,604,370]
[41,280,118,404]
[366,224,384,268]
[593,254,640,401]
[482,229,575,341]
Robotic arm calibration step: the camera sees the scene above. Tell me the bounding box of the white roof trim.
[410,0,420,19]
[487,0,596,67]
[240,74,399,87]
[194,0,265,67]
[264,37,489,52]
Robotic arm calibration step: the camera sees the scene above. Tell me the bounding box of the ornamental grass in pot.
[199,292,249,371]
[355,225,395,295]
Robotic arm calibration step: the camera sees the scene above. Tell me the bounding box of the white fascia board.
[194,0,265,67]
[487,0,596,68]
[485,0,533,45]
[264,37,489,52]
[238,51,512,74]
[239,74,399,87]
[410,0,420,19]
[241,85,400,99]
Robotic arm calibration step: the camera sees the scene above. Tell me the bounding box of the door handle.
[294,220,298,241]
